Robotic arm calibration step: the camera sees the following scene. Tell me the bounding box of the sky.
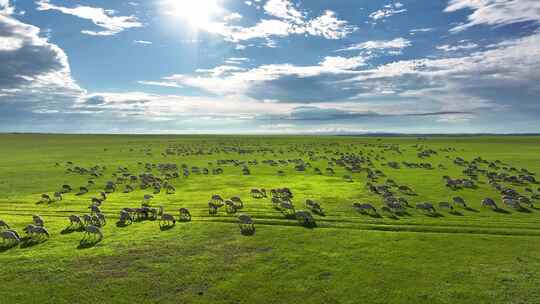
[0,0,539,134]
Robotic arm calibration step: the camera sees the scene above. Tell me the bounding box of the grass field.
[1,134,540,304]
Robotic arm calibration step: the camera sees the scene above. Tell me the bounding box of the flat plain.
[1,134,539,304]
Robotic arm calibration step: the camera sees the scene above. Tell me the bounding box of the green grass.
[1,134,540,303]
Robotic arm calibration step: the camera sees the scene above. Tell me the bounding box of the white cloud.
[36,0,142,36]
[436,42,478,52]
[445,0,540,32]
[338,37,411,52]
[195,1,355,45]
[223,12,242,22]
[133,40,152,45]
[264,0,303,23]
[369,3,407,21]
[141,55,366,96]
[0,2,84,117]
[0,0,13,15]
[306,10,356,40]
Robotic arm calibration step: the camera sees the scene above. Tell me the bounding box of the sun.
[164,0,223,29]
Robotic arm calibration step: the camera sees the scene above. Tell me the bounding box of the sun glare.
[164,0,223,28]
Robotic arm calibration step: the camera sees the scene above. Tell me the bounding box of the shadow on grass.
[0,242,19,252]
[19,237,46,248]
[115,221,132,228]
[77,239,101,249]
[299,221,318,229]
[516,207,532,213]
[493,208,511,214]
[61,226,84,234]
[450,210,464,216]
[159,224,175,231]
[240,227,256,236]
[425,212,444,218]
[464,207,479,213]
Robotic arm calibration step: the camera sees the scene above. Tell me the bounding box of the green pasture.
[0,134,539,304]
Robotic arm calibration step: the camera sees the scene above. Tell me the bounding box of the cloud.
[445,0,540,32]
[36,0,142,36]
[0,1,84,125]
[196,0,356,44]
[369,3,407,22]
[264,0,303,24]
[133,40,152,45]
[139,55,366,99]
[337,37,411,52]
[436,41,478,52]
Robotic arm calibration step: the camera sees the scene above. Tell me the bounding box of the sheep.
[24,224,50,240]
[82,225,103,242]
[33,215,44,227]
[0,220,10,230]
[159,214,176,227]
[118,210,133,225]
[482,198,498,210]
[416,203,436,213]
[238,214,254,232]
[179,208,191,221]
[295,210,315,226]
[68,215,83,227]
[1,230,20,245]
[352,203,377,214]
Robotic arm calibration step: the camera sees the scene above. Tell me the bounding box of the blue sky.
[1,0,539,134]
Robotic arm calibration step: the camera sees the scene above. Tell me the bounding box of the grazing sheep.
[1,230,20,244]
[68,215,83,227]
[481,198,498,210]
[352,203,377,214]
[238,214,254,232]
[159,214,176,226]
[416,203,436,213]
[225,200,237,214]
[76,187,89,196]
[208,202,219,215]
[93,213,106,226]
[54,192,63,201]
[306,199,324,214]
[0,220,10,230]
[452,196,467,208]
[179,208,191,221]
[230,196,244,209]
[438,202,454,211]
[33,215,44,227]
[24,224,50,240]
[89,205,101,215]
[118,210,133,225]
[82,214,93,226]
[40,194,51,204]
[82,225,103,242]
[91,197,103,206]
[295,210,315,226]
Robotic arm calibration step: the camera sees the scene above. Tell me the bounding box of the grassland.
[0,134,540,304]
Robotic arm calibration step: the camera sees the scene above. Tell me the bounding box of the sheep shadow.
[450,210,464,216]
[464,207,479,213]
[0,242,19,252]
[77,239,101,249]
[299,221,317,229]
[61,226,84,234]
[384,214,400,220]
[424,212,444,218]
[19,237,46,248]
[493,208,511,214]
[159,224,175,231]
[240,227,256,236]
[516,207,532,213]
[115,221,132,228]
